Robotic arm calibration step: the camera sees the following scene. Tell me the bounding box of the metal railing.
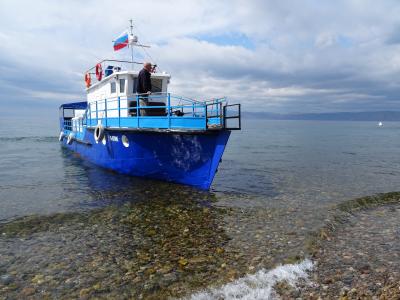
[223,104,241,130]
[85,59,143,76]
[86,93,227,130]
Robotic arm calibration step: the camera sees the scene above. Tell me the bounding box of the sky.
[1,0,400,116]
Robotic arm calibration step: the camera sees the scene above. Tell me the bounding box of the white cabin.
[86,66,171,119]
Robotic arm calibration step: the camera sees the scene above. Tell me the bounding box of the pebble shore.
[1,190,399,299]
[280,192,400,299]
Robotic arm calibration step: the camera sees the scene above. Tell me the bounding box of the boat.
[378,121,383,127]
[58,22,241,190]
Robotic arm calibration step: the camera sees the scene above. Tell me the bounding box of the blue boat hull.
[61,129,231,190]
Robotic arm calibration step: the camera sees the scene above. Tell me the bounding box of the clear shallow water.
[1,116,400,298]
[1,117,400,220]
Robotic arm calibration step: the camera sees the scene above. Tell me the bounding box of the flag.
[113,31,129,51]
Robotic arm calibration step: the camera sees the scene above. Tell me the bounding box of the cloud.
[1,0,400,114]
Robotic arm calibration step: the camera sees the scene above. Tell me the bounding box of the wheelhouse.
[86,60,171,119]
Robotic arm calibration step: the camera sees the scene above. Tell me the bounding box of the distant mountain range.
[243,111,400,121]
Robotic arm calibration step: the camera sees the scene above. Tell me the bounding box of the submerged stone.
[21,287,36,297]
[0,274,13,285]
[178,258,188,267]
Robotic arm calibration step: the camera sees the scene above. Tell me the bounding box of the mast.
[129,19,134,69]
[126,20,150,70]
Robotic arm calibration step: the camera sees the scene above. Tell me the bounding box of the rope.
[133,23,164,72]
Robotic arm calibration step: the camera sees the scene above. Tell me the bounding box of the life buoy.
[59,131,65,141]
[94,124,105,142]
[95,63,103,81]
[67,133,74,145]
[84,73,91,88]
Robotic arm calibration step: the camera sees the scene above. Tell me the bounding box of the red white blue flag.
[113,31,129,51]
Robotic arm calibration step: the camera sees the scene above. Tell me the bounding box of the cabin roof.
[87,70,171,91]
[59,101,87,109]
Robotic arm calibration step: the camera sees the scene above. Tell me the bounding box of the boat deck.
[60,93,240,136]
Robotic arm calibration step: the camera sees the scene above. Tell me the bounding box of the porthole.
[122,135,129,147]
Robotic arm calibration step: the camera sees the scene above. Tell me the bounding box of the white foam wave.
[188,259,313,300]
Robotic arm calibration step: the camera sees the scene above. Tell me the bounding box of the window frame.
[119,79,125,94]
[110,82,116,94]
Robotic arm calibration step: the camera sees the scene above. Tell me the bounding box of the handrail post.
[215,100,219,121]
[105,98,108,127]
[219,102,223,126]
[192,103,194,117]
[168,93,171,129]
[118,96,121,128]
[204,104,207,129]
[223,105,226,128]
[136,94,139,128]
[239,103,241,130]
[89,103,92,127]
[96,101,98,125]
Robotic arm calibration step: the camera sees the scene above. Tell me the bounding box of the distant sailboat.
[378,122,383,127]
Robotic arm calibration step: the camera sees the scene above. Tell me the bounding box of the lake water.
[2,117,400,220]
[0,116,399,298]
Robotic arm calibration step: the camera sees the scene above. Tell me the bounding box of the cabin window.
[63,109,74,118]
[151,79,162,93]
[132,77,138,93]
[110,82,116,94]
[119,79,125,93]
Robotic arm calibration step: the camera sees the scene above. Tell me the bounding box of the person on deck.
[137,62,152,116]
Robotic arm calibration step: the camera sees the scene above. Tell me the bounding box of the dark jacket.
[137,68,152,94]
